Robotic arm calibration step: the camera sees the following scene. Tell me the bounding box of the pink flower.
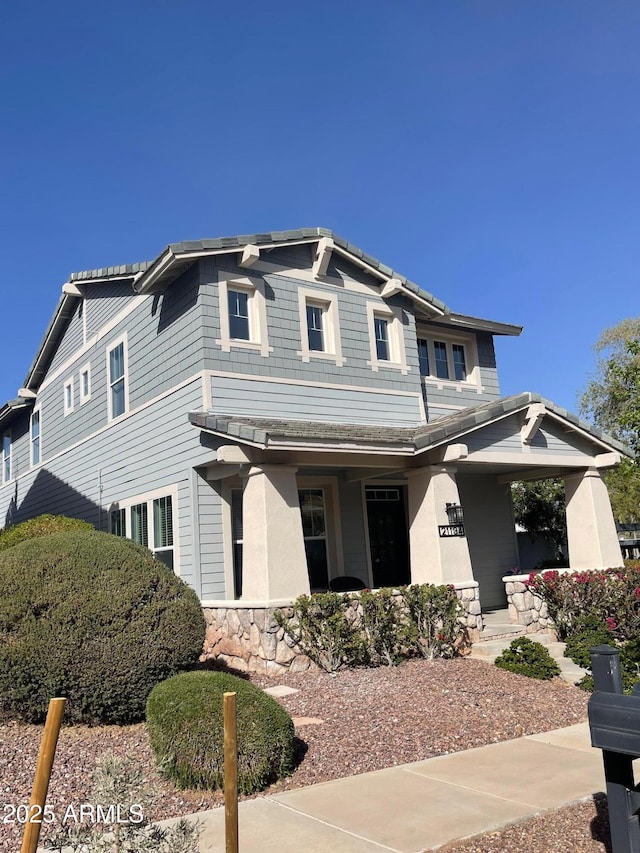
[634,588,640,600]
[606,617,617,631]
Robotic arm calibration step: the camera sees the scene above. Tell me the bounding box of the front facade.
[0,229,626,630]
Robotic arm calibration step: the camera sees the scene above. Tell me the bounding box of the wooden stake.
[223,691,239,853]
[20,697,66,853]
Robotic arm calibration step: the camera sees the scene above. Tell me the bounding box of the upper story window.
[2,431,11,483]
[228,289,250,340]
[416,329,480,390]
[374,316,390,361]
[366,302,408,374]
[30,409,41,467]
[107,336,128,420]
[79,363,91,404]
[217,273,271,357]
[306,303,325,351]
[297,287,345,366]
[63,377,74,415]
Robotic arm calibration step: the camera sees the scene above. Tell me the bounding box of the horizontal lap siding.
[210,376,421,425]
[457,474,518,609]
[465,414,596,459]
[0,380,219,596]
[36,267,205,457]
[197,476,225,600]
[49,306,85,374]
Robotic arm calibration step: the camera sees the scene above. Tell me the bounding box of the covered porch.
[190,393,627,614]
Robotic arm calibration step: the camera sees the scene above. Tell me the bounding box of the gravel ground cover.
[0,658,599,852]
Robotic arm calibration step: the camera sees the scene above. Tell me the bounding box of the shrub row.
[526,563,640,692]
[276,583,467,672]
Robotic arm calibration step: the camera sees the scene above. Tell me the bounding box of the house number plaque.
[438,524,466,538]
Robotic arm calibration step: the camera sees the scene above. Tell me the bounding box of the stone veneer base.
[502,570,579,634]
[202,581,483,676]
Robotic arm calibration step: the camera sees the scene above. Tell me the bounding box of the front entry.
[365,486,410,588]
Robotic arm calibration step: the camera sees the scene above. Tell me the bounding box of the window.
[63,377,74,415]
[366,302,408,374]
[374,317,390,361]
[107,337,128,420]
[30,409,41,466]
[434,341,449,379]
[417,338,430,375]
[110,508,126,537]
[298,489,329,590]
[108,489,176,572]
[79,363,91,404]
[297,287,345,365]
[216,274,271,357]
[416,333,474,385]
[2,432,11,483]
[306,303,325,351]
[228,289,250,340]
[452,344,467,381]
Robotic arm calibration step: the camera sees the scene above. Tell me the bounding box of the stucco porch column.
[240,464,310,601]
[563,468,624,569]
[406,465,474,585]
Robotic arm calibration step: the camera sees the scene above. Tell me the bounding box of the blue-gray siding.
[210,376,421,426]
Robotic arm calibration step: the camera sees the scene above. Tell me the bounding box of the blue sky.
[1,0,639,413]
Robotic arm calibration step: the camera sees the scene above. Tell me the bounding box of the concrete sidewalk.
[177,722,605,852]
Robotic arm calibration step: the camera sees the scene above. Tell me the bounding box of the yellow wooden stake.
[20,697,66,853]
[223,691,239,853]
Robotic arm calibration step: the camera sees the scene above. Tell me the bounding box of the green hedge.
[495,637,561,680]
[146,671,295,793]
[0,513,93,552]
[0,529,205,724]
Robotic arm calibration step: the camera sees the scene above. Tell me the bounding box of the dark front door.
[365,486,410,588]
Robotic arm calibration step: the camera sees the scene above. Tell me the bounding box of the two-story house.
[0,229,626,668]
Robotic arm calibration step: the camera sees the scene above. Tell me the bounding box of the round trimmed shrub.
[0,529,205,724]
[146,671,296,794]
[494,636,561,680]
[0,513,93,552]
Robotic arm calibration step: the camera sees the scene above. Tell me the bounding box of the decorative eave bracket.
[521,403,545,445]
[239,244,260,268]
[312,237,334,278]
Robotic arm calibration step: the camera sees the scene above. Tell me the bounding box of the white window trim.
[106,484,180,575]
[366,301,408,374]
[63,376,75,416]
[297,287,345,366]
[79,362,92,404]
[106,333,129,422]
[416,327,481,391]
[216,272,272,358]
[30,406,42,468]
[2,430,12,484]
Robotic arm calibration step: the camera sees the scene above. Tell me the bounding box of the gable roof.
[189,391,631,458]
[14,228,521,404]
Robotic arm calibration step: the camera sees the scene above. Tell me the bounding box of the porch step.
[470,631,588,685]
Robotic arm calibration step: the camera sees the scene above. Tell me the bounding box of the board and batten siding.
[209,375,422,426]
[457,473,519,609]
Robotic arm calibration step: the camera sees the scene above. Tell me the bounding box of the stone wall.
[202,581,483,676]
[503,572,555,633]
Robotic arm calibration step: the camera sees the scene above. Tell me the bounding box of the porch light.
[445,502,464,525]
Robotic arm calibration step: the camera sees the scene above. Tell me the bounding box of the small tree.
[511,479,567,557]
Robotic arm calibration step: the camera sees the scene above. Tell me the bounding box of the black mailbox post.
[588,645,640,853]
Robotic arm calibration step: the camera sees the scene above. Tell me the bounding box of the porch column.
[240,464,311,601]
[406,465,474,585]
[564,468,624,569]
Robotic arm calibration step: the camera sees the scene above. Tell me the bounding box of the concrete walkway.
[177,722,605,852]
